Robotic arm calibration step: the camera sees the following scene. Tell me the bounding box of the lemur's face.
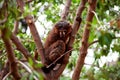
[54,20,72,38]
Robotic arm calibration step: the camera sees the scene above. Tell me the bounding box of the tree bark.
[11,33,32,60]
[1,28,21,80]
[13,21,19,35]
[68,0,87,48]
[72,0,97,80]
[25,15,46,65]
[16,0,46,65]
[61,0,71,20]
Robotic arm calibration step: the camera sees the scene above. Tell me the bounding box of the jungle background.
[0,0,120,80]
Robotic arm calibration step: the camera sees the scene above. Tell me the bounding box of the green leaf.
[28,58,34,66]
[29,73,34,80]
[112,44,120,53]
[34,63,43,68]
[98,31,115,47]
[100,48,109,56]
[33,71,44,80]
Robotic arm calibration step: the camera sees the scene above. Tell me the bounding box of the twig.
[2,72,11,80]
[0,17,7,24]
[17,60,39,80]
[47,49,73,68]
[0,53,7,60]
[92,11,100,25]
[0,0,8,25]
[13,20,19,35]
[88,40,98,47]
[0,61,9,80]
[17,61,32,73]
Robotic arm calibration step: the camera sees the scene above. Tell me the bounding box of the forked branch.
[72,0,97,80]
[68,0,87,47]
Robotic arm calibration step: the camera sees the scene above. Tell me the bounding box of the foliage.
[0,0,120,80]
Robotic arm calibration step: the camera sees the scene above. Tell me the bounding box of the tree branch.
[25,15,46,65]
[61,0,71,20]
[16,0,46,65]
[16,0,25,13]
[17,60,39,80]
[72,0,97,80]
[10,33,32,60]
[13,20,19,35]
[0,0,8,25]
[1,28,21,80]
[68,0,87,48]
[88,40,98,47]
[2,72,11,80]
[0,16,7,24]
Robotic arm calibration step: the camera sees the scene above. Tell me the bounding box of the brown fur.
[44,20,72,65]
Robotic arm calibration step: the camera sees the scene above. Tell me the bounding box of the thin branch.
[47,49,73,68]
[48,49,73,80]
[61,0,71,20]
[17,61,32,73]
[0,0,8,25]
[0,53,7,60]
[0,61,9,80]
[72,0,97,80]
[0,17,7,24]
[11,33,32,60]
[88,40,98,47]
[17,60,39,80]
[92,11,100,25]
[13,20,19,35]
[2,72,11,80]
